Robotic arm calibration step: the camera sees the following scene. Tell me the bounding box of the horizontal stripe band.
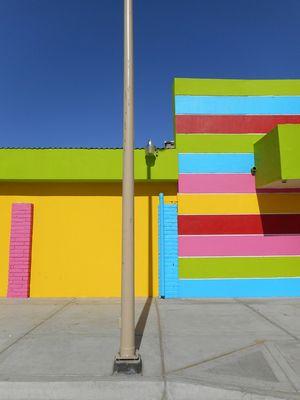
[174,78,300,96]
[179,235,300,257]
[179,257,300,279]
[178,214,300,235]
[175,96,300,115]
[178,278,300,298]
[179,173,255,193]
[176,134,263,153]
[175,115,300,133]
[178,193,300,215]
[178,154,254,174]
[178,174,300,193]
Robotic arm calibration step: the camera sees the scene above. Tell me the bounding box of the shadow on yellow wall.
[0,182,177,297]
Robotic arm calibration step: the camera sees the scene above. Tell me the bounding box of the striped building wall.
[175,79,300,297]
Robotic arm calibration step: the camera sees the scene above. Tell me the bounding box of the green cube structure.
[254,124,300,188]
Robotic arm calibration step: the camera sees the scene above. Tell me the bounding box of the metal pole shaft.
[120,0,135,359]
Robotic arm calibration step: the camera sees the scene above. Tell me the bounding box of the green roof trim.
[0,148,178,182]
[174,78,300,96]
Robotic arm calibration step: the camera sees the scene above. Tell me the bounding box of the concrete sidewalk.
[0,297,299,399]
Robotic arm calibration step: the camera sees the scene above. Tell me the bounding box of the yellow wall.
[0,182,177,297]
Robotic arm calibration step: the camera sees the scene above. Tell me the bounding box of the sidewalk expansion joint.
[0,298,75,360]
[154,298,167,400]
[165,341,264,375]
[235,299,299,342]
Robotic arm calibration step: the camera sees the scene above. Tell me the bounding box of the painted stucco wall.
[0,182,177,297]
[2,78,300,299]
[174,78,300,297]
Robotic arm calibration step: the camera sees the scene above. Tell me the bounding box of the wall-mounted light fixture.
[145,139,157,179]
[145,139,157,156]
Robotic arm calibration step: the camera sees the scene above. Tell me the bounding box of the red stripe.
[178,214,300,235]
[176,115,300,133]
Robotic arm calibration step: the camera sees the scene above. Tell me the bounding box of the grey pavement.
[0,298,299,399]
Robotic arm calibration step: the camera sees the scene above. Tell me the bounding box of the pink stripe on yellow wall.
[179,235,300,257]
[7,203,33,298]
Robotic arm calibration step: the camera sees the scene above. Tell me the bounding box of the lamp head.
[145,139,157,156]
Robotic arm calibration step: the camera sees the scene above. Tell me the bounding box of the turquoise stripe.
[175,95,300,115]
[179,153,254,174]
[179,278,300,298]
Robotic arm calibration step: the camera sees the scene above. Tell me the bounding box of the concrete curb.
[0,379,293,400]
[0,380,163,400]
[167,381,293,400]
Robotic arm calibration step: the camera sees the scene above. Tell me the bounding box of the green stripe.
[176,134,263,153]
[179,257,300,279]
[174,78,300,96]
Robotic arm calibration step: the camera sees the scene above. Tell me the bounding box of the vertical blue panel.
[158,193,165,297]
[158,194,178,298]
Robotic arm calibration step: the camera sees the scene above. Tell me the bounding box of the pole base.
[113,353,142,375]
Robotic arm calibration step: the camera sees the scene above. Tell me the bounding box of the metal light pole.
[114,0,142,374]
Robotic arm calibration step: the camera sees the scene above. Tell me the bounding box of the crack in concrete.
[165,341,264,375]
[264,343,298,392]
[235,299,300,342]
[0,299,75,360]
[154,299,167,400]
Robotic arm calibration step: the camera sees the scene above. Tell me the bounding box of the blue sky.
[0,0,300,148]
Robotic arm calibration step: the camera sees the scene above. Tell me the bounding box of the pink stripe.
[7,203,33,298]
[179,235,300,257]
[179,174,300,194]
[179,174,255,193]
